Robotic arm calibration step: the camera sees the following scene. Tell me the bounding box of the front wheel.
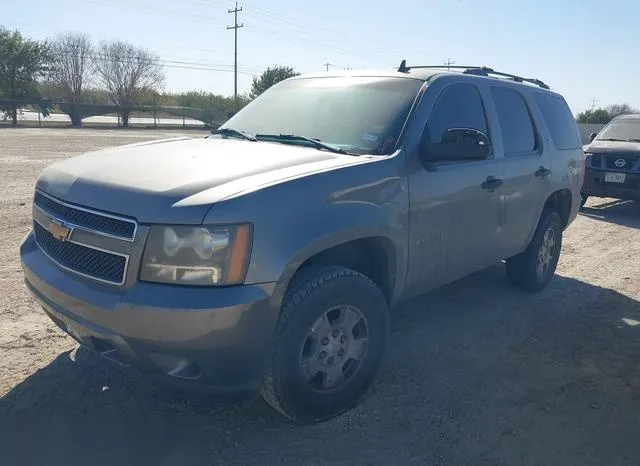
[506,209,563,292]
[260,265,389,424]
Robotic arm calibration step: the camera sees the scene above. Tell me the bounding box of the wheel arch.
[269,233,402,310]
[544,188,573,228]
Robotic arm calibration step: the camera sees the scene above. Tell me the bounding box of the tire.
[580,193,588,208]
[505,209,563,292]
[260,265,389,424]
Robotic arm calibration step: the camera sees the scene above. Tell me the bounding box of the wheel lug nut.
[332,330,339,338]
[338,349,345,357]
[328,356,335,364]
[319,351,327,359]
[321,337,329,345]
[340,335,347,344]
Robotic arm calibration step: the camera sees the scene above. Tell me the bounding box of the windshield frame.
[219,75,426,156]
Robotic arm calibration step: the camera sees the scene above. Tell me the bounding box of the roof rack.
[396,60,550,90]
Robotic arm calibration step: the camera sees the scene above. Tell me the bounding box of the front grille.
[590,154,602,168]
[34,222,127,285]
[603,155,638,172]
[34,191,136,240]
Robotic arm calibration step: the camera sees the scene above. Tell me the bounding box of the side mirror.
[421,128,491,162]
[589,132,598,142]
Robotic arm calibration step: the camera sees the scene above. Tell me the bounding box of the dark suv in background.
[582,114,640,205]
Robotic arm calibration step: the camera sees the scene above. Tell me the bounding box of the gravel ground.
[0,128,638,466]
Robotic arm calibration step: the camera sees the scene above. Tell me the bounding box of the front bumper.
[582,168,640,201]
[20,231,279,396]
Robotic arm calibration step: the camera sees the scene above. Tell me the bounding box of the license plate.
[604,172,626,183]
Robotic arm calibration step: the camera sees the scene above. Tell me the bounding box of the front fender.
[202,154,409,307]
[265,202,407,307]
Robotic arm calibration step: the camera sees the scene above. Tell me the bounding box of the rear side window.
[427,84,489,143]
[491,87,537,155]
[533,93,581,150]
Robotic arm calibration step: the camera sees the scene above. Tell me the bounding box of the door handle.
[481,176,503,191]
[535,166,551,178]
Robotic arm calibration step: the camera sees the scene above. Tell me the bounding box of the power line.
[8,18,262,75]
[227,1,244,109]
[56,51,258,75]
[239,2,424,60]
[83,0,404,66]
[589,99,599,110]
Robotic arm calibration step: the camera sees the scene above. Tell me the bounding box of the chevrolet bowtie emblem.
[47,220,71,241]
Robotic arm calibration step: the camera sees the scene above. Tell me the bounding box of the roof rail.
[396,60,550,90]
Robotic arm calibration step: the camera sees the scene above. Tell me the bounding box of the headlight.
[140,224,252,286]
[584,152,592,165]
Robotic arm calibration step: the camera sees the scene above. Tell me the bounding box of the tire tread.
[260,265,381,423]
[506,208,563,292]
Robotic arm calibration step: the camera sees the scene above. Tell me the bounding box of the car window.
[533,92,581,150]
[426,84,489,144]
[491,86,537,155]
[593,118,640,142]
[222,76,423,155]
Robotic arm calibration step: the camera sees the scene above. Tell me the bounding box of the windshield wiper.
[255,133,347,154]
[597,137,626,142]
[627,138,640,142]
[211,128,257,141]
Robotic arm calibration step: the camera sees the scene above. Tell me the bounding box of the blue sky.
[2,0,639,114]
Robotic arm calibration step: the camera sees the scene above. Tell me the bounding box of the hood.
[36,136,365,224]
[584,140,640,155]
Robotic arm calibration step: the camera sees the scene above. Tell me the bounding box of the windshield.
[595,118,640,141]
[220,76,423,155]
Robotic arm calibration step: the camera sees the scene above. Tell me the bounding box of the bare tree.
[606,103,638,120]
[49,32,93,126]
[93,41,164,127]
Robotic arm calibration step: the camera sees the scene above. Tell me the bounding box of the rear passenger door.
[489,85,550,258]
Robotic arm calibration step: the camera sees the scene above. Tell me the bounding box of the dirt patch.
[0,128,638,466]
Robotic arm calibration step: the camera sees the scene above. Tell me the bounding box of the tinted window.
[427,84,488,143]
[533,92,581,150]
[491,87,536,155]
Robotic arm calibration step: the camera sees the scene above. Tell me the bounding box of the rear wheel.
[506,209,563,292]
[260,265,389,424]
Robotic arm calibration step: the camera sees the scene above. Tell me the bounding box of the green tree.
[576,108,611,124]
[577,104,639,124]
[0,27,50,125]
[250,65,299,99]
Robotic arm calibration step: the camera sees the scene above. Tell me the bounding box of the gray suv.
[20,62,584,424]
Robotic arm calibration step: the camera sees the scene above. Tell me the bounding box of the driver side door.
[405,82,505,295]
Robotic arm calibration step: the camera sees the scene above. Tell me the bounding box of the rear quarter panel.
[524,90,583,237]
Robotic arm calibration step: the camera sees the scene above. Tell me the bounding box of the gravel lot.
[0,128,638,466]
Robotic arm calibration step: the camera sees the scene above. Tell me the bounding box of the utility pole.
[227,1,243,109]
[589,98,599,110]
[445,58,455,70]
[323,62,332,71]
